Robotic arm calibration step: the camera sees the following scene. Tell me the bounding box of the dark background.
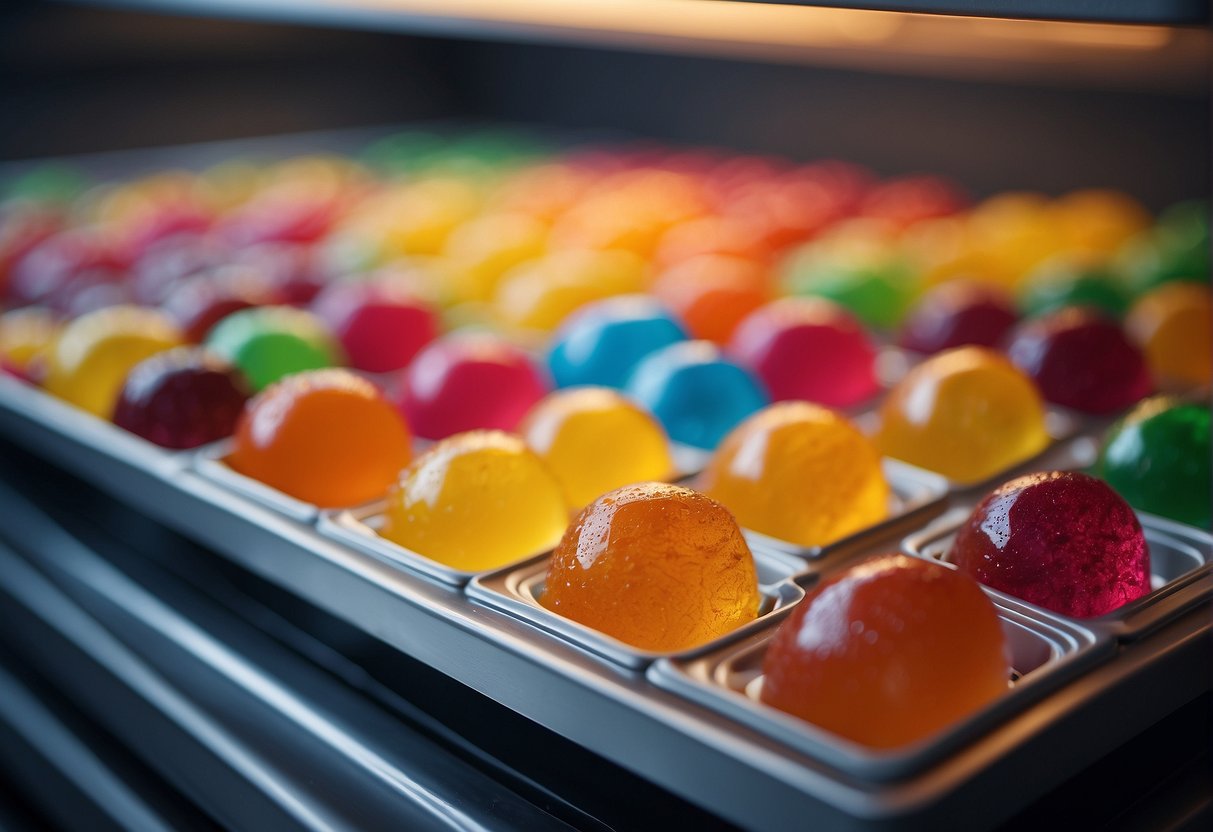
[0,2,1208,209]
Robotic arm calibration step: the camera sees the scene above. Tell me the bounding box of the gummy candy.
[205,306,342,391]
[547,295,686,389]
[729,297,878,407]
[541,482,760,651]
[875,347,1049,484]
[112,347,250,449]
[44,305,183,417]
[521,387,674,508]
[1006,308,1151,414]
[897,281,1018,354]
[1125,282,1212,389]
[626,340,769,450]
[228,368,410,506]
[699,402,889,548]
[381,430,568,570]
[761,554,1008,748]
[1099,398,1211,528]
[953,471,1150,617]
[398,333,547,439]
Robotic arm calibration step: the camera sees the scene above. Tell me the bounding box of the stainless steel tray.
[902,508,1213,642]
[648,596,1112,783]
[3,372,1209,830]
[466,550,806,670]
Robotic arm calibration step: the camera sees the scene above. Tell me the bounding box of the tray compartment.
[466,549,807,670]
[648,598,1111,782]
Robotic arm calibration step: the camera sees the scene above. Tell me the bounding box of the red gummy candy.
[312,281,438,374]
[112,348,251,449]
[729,297,878,407]
[397,334,548,439]
[952,471,1150,618]
[1006,308,1151,414]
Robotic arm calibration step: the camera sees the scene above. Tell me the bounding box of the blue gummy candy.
[626,340,770,450]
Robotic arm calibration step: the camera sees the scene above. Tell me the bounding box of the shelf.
[61,1,1210,91]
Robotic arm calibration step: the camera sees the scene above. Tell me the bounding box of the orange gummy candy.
[761,554,1009,749]
[541,482,761,651]
[229,368,411,506]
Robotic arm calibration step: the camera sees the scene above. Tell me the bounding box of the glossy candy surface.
[626,340,770,450]
[728,297,878,407]
[875,347,1049,484]
[1098,398,1211,528]
[547,295,687,389]
[112,347,250,448]
[897,281,1018,354]
[1006,308,1151,414]
[699,402,889,548]
[381,430,568,571]
[952,471,1150,617]
[44,305,183,417]
[541,482,761,651]
[520,387,674,508]
[312,281,438,373]
[398,333,548,439]
[228,369,410,506]
[1125,282,1212,389]
[205,306,342,391]
[761,554,1008,749]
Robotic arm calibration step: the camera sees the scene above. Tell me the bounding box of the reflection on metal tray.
[902,508,1213,641]
[466,550,806,670]
[741,458,948,560]
[0,377,200,478]
[648,597,1112,782]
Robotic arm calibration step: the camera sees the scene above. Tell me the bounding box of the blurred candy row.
[0,129,1206,333]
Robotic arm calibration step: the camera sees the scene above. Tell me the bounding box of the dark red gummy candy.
[112,347,251,449]
[1005,308,1151,414]
[952,471,1150,618]
[898,281,1018,354]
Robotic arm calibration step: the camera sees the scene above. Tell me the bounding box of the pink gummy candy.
[952,471,1150,618]
[728,297,879,408]
[397,333,548,440]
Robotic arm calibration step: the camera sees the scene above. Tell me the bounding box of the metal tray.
[737,459,948,560]
[0,377,201,479]
[648,596,1112,782]
[466,550,806,670]
[902,508,1213,642]
[3,270,1210,832]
